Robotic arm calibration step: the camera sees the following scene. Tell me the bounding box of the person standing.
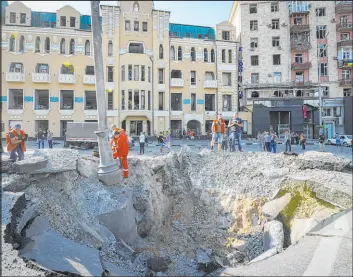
[111,129,129,178]
[211,112,226,151]
[158,132,165,153]
[335,133,342,148]
[47,130,53,149]
[228,112,244,152]
[284,130,291,152]
[139,132,145,155]
[265,132,271,152]
[270,132,278,153]
[36,128,44,149]
[164,131,171,153]
[300,133,306,150]
[319,133,325,152]
[257,131,265,152]
[7,124,26,162]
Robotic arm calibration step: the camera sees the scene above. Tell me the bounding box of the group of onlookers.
[35,128,54,149]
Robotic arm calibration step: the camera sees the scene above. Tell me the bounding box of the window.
[129,43,144,54]
[222,95,232,112]
[9,63,24,73]
[85,91,97,110]
[134,65,139,81]
[159,91,164,110]
[211,49,215,62]
[340,16,348,24]
[205,94,215,111]
[128,65,132,81]
[120,65,125,81]
[108,40,113,56]
[295,54,303,63]
[158,69,164,84]
[9,36,15,52]
[323,108,331,117]
[191,93,196,111]
[272,36,280,47]
[294,15,302,25]
[191,47,196,61]
[34,90,49,110]
[159,44,163,59]
[121,90,125,110]
[271,2,279,12]
[316,25,327,39]
[228,50,232,63]
[35,36,41,53]
[222,31,230,40]
[125,20,131,31]
[60,16,66,27]
[317,44,327,57]
[44,37,50,53]
[340,33,350,41]
[295,72,304,83]
[204,48,208,62]
[343,89,351,97]
[178,46,182,61]
[60,64,74,75]
[171,93,182,111]
[171,70,182,79]
[85,66,94,75]
[141,65,145,81]
[143,22,147,32]
[342,48,352,59]
[20,13,26,24]
[60,38,66,54]
[272,19,279,29]
[134,21,139,31]
[222,73,231,86]
[251,55,259,66]
[222,49,226,63]
[273,72,281,83]
[134,90,139,110]
[128,90,132,110]
[273,54,281,65]
[250,20,258,31]
[342,70,351,80]
[107,91,113,110]
[69,39,75,55]
[60,90,74,110]
[85,40,90,55]
[250,38,258,48]
[107,66,114,82]
[318,63,328,76]
[316,8,326,16]
[249,3,257,13]
[251,73,259,84]
[36,64,49,73]
[205,71,215,80]
[10,12,16,23]
[148,66,151,82]
[19,36,25,52]
[170,46,175,60]
[70,17,75,27]
[190,71,196,86]
[8,89,23,110]
[148,91,151,110]
[141,90,145,110]
[198,34,203,39]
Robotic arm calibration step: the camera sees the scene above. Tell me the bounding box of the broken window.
[251,55,259,66]
[34,89,49,110]
[294,15,302,25]
[205,94,215,111]
[159,91,164,110]
[108,40,113,56]
[60,16,66,27]
[249,3,257,13]
[251,38,258,48]
[295,54,303,63]
[84,91,97,110]
[295,72,304,83]
[211,49,215,62]
[222,95,232,112]
[134,65,139,81]
[19,36,25,52]
[273,54,281,65]
[191,47,196,61]
[9,63,24,73]
[317,44,327,57]
[340,33,350,41]
[343,89,352,97]
[60,38,66,54]
[60,64,74,75]
[107,91,113,110]
[318,63,328,76]
[171,70,182,79]
[60,90,74,110]
[272,19,279,29]
[108,66,114,82]
[191,93,196,111]
[85,66,94,75]
[222,72,231,86]
[129,43,144,54]
[70,17,75,27]
[204,48,208,62]
[316,25,327,39]
[191,71,196,86]
[178,46,182,61]
[8,89,23,110]
[20,13,26,24]
[85,40,90,55]
[158,68,164,84]
[36,63,49,73]
[35,36,41,53]
[69,39,75,55]
[250,20,258,31]
[171,93,182,111]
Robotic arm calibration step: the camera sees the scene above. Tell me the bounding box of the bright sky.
[8,1,233,27]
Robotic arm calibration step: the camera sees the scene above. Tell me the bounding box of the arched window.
[69,39,75,55]
[159,44,163,59]
[35,36,41,53]
[191,47,196,62]
[19,36,25,52]
[61,64,74,75]
[211,49,215,62]
[128,42,144,54]
[170,46,175,60]
[45,37,50,53]
[9,35,15,52]
[178,46,182,61]
[273,91,283,97]
[251,91,259,98]
[204,48,208,62]
[60,38,66,54]
[85,40,90,56]
[108,40,113,56]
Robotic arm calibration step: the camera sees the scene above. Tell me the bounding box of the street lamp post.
[91,1,120,185]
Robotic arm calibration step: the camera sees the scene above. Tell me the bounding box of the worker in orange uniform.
[7,124,27,162]
[110,128,129,178]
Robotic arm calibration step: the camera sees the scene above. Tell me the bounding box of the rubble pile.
[1,149,352,276]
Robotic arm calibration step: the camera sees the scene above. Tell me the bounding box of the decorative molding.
[78,38,82,44]
[2,26,92,38]
[27,34,32,42]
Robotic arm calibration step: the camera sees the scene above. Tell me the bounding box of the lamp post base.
[98,161,122,185]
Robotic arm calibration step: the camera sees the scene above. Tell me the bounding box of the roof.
[169,23,215,40]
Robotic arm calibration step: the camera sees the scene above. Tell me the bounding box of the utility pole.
[91,1,120,185]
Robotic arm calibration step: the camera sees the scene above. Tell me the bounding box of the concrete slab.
[25,216,51,238]
[13,156,48,174]
[263,221,284,253]
[261,193,291,219]
[102,261,135,276]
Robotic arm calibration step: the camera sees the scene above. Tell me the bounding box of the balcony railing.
[290,24,310,33]
[293,81,312,87]
[291,62,312,70]
[336,22,353,31]
[338,59,353,68]
[337,40,353,48]
[6,72,25,82]
[83,75,96,85]
[203,80,218,88]
[335,1,353,13]
[339,78,353,87]
[291,41,311,51]
[32,73,51,83]
[58,74,76,84]
[171,78,184,87]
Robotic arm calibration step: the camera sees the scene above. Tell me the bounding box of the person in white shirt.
[139,132,146,155]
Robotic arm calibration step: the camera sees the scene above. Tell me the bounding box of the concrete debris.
[261,193,291,219]
[102,261,135,276]
[12,156,48,174]
[24,215,51,238]
[263,221,284,253]
[248,247,277,265]
[147,256,172,272]
[77,156,99,178]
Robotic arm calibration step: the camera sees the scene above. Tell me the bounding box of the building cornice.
[1,26,92,37]
[169,38,216,47]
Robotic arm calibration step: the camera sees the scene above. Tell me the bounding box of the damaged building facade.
[1,0,241,138]
[229,1,353,138]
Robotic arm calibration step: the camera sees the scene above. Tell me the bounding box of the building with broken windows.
[229,1,352,138]
[1,0,241,139]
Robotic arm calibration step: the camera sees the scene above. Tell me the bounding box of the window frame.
[271,2,279,12]
[250,37,258,48]
[273,54,281,65]
[10,12,16,24]
[250,20,258,31]
[20,13,26,24]
[70,16,76,28]
[249,3,258,14]
[60,16,66,27]
[251,55,259,66]
[272,19,280,30]
[316,7,326,17]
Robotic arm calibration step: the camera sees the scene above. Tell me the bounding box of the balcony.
[339,79,353,87]
[58,74,76,84]
[289,1,310,15]
[335,1,353,13]
[337,40,353,48]
[83,75,96,85]
[291,62,312,70]
[336,22,353,31]
[32,73,51,83]
[171,78,184,87]
[203,80,218,89]
[290,24,310,33]
[293,81,312,87]
[6,72,25,82]
[338,59,353,69]
[291,42,311,51]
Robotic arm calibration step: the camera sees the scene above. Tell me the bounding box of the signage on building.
[1,96,7,102]
[183,99,191,104]
[24,96,33,102]
[197,99,204,104]
[50,97,59,103]
[75,97,84,103]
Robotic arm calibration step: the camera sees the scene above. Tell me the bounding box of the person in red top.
[7,124,27,162]
[111,128,129,178]
[211,112,226,151]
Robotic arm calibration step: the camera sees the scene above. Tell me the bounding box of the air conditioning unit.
[333,56,338,60]
[267,24,272,28]
[268,74,272,77]
[331,18,336,23]
[250,48,254,51]
[278,46,282,50]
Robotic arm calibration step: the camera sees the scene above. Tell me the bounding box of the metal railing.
[291,62,312,70]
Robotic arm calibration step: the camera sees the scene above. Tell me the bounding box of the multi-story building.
[1,1,242,139]
[229,0,352,138]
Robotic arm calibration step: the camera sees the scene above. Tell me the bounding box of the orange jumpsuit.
[111,131,129,178]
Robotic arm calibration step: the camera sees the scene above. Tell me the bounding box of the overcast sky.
[8,1,233,27]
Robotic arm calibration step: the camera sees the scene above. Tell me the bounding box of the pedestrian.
[284,130,291,152]
[300,133,306,150]
[36,128,45,149]
[291,132,295,145]
[264,132,271,152]
[182,129,186,140]
[7,124,26,162]
[211,112,226,151]
[295,133,299,145]
[139,132,145,155]
[270,132,278,153]
[190,130,195,140]
[164,131,171,152]
[158,132,165,153]
[257,131,265,152]
[47,130,53,149]
[222,129,229,151]
[335,133,342,149]
[228,112,244,152]
[111,129,129,178]
[319,133,325,152]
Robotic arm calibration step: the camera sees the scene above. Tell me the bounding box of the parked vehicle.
[327,135,352,147]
